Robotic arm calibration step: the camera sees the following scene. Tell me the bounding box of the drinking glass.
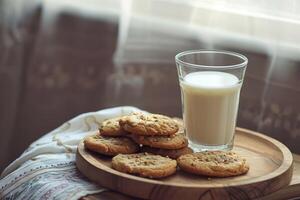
[175,50,248,151]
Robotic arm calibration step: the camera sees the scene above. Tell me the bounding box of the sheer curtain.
[0,0,40,171]
[114,0,300,64]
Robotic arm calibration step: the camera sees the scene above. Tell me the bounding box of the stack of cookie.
[84,112,192,159]
[83,112,249,179]
[120,112,193,159]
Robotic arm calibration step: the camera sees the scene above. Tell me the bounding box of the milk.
[180,71,241,146]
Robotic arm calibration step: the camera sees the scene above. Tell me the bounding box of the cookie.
[119,112,179,136]
[177,151,249,177]
[84,134,139,156]
[112,153,177,178]
[141,146,193,159]
[100,117,127,137]
[131,131,188,150]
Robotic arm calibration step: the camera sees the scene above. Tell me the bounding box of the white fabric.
[0,106,142,200]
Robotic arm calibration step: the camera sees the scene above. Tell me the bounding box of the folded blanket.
[0,106,142,200]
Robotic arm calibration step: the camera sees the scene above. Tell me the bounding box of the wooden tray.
[76,128,293,200]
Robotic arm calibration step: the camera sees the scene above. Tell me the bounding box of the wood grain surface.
[77,128,294,200]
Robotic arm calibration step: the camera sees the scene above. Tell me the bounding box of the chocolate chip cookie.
[119,112,179,136]
[112,153,177,178]
[100,117,127,137]
[131,131,188,150]
[177,151,249,177]
[84,134,139,156]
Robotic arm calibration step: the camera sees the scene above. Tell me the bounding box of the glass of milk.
[175,50,248,151]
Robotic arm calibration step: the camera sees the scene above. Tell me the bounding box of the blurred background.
[1,0,300,172]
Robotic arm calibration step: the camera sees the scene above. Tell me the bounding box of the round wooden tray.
[76,128,293,200]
